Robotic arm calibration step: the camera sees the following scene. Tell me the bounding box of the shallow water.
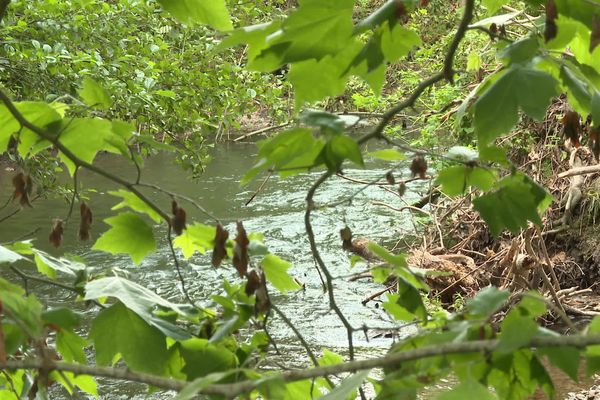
[0,141,432,398]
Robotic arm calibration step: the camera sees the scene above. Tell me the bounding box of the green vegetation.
[2,0,600,399]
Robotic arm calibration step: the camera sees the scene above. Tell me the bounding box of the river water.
[0,142,433,398]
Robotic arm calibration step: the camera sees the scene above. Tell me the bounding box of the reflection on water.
[0,142,431,398]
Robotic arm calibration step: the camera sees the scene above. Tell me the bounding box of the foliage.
[1,0,600,399]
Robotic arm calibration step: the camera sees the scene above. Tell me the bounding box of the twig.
[135,182,219,223]
[64,167,79,223]
[271,304,320,369]
[167,226,198,309]
[245,170,273,206]
[370,201,430,215]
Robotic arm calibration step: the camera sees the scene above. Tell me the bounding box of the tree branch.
[0,88,171,224]
[443,0,475,83]
[5,334,600,398]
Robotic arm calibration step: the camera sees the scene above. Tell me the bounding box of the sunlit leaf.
[77,77,112,110]
[261,254,300,293]
[109,189,162,223]
[157,0,233,31]
[92,212,157,264]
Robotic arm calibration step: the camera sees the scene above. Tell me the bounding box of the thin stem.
[136,182,219,223]
[167,226,198,308]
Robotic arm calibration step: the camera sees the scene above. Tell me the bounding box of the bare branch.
[4,334,600,398]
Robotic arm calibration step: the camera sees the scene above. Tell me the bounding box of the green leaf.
[0,102,62,157]
[380,23,421,62]
[560,64,593,116]
[174,372,230,400]
[318,349,345,366]
[92,212,157,264]
[178,338,238,380]
[436,166,496,197]
[155,90,177,99]
[109,189,162,223]
[473,173,552,236]
[288,52,355,107]
[367,243,407,267]
[77,77,112,110]
[499,36,539,65]
[243,128,318,184]
[467,286,509,318]
[367,148,406,161]
[217,21,280,59]
[85,276,192,339]
[518,292,546,318]
[0,278,43,338]
[496,310,538,353]
[173,223,216,259]
[32,250,84,279]
[321,370,370,400]
[252,0,354,69]
[474,66,558,145]
[299,109,347,132]
[482,0,509,14]
[321,134,364,171]
[437,379,496,400]
[467,52,481,72]
[57,330,88,364]
[0,245,26,264]
[90,302,169,375]
[58,118,127,175]
[50,371,97,397]
[539,346,580,381]
[261,254,301,293]
[42,308,81,331]
[157,0,233,31]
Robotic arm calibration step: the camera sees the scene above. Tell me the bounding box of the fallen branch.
[233,122,291,142]
[558,164,600,178]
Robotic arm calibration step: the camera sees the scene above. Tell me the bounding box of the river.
[0,141,434,398]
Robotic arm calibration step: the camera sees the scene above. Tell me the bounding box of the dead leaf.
[410,155,428,179]
[398,182,407,197]
[562,110,581,148]
[544,0,558,42]
[211,223,229,267]
[170,200,187,236]
[385,171,395,185]
[49,219,64,248]
[255,270,270,315]
[233,221,249,277]
[12,172,33,207]
[340,226,352,242]
[78,202,93,241]
[245,269,261,296]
